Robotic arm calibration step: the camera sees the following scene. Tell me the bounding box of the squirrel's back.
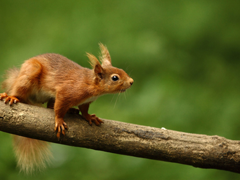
[35,53,84,71]
[27,53,90,90]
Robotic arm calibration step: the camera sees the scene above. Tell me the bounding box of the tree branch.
[0,101,240,173]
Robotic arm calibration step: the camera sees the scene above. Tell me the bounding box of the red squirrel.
[0,43,133,173]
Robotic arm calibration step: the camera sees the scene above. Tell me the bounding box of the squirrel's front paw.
[84,114,104,126]
[54,118,68,139]
[0,93,19,105]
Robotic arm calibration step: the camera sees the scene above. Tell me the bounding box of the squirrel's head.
[87,43,134,94]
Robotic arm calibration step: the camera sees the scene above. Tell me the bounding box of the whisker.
[123,91,127,100]
[111,94,116,104]
[114,92,121,108]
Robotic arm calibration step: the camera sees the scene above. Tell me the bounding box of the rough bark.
[0,101,240,173]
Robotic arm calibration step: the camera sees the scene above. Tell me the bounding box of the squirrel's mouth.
[118,83,133,93]
[120,87,130,93]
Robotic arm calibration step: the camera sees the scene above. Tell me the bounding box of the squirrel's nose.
[129,78,134,86]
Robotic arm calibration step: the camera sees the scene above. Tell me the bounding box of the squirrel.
[0,43,134,173]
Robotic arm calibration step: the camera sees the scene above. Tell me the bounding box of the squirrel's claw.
[0,93,19,105]
[54,118,68,139]
[85,114,104,126]
[0,92,8,100]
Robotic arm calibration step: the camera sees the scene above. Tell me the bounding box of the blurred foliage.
[0,0,240,179]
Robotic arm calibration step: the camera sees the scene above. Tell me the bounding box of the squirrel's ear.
[87,53,104,77]
[99,43,112,66]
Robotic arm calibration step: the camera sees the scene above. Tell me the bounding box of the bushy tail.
[1,68,20,92]
[13,136,52,174]
[2,68,52,173]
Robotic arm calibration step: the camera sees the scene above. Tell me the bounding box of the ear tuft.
[99,43,112,66]
[86,53,100,68]
[86,52,104,77]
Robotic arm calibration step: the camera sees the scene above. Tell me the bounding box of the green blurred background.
[0,0,240,179]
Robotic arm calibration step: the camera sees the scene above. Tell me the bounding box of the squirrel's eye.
[112,75,119,81]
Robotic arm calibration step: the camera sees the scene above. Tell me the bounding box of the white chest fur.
[79,95,100,105]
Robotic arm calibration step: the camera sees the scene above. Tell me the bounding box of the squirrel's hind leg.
[1,59,43,105]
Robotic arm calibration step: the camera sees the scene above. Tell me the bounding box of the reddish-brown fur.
[0,43,133,173]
